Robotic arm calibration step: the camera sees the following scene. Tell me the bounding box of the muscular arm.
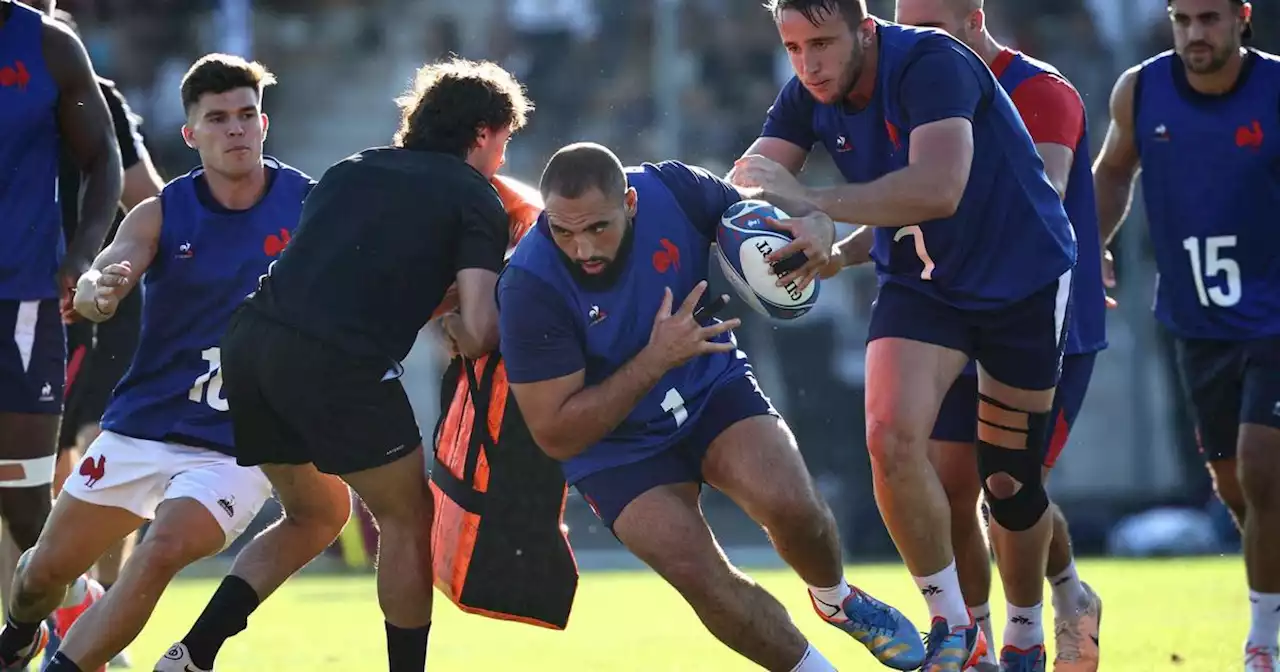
[83,196,162,299]
[45,20,123,275]
[444,269,499,358]
[733,76,816,179]
[499,269,666,461]
[1092,66,1143,246]
[511,359,665,461]
[807,48,981,226]
[809,117,973,225]
[1037,144,1074,199]
[443,186,509,357]
[737,137,809,176]
[1008,72,1086,200]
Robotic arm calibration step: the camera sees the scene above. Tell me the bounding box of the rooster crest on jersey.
[715,199,820,319]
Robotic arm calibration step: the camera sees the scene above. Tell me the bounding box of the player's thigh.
[1174,337,1244,462]
[259,463,352,531]
[865,285,971,455]
[698,374,823,526]
[161,450,275,553]
[28,434,149,586]
[973,270,1072,410]
[1237,339,1280,487]
[574,447,704,532]
[1041,353,1097,473]
[611,482,731,594]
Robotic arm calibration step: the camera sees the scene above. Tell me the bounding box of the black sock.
[180,575,261,670]
[43,651,84,672]
[385,621,430,671]
[0,613,42,658]
[99,583,112,593]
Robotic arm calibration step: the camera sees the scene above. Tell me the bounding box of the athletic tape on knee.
[0,456,56,487]
[976,394,1050,532]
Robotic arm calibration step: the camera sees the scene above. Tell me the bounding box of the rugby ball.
[714,200,820,320]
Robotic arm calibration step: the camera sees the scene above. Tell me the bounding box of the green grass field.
[100,556,1240,670]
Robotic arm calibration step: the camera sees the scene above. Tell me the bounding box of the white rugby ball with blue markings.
[714,200,820,320]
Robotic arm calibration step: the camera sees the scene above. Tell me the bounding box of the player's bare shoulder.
[1109,62,1144,125]
[37,11,90,83]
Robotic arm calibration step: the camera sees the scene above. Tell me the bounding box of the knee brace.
[975,394,1050,532]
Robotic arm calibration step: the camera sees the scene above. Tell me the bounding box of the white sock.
[808,580,852,622]
[59,575,88,609]
[1048,560,1087,614]
[912,560,970,627]
[971,602,998,663]
[790,643,837,672]
[1248,591,1280,649]
[1004,601,1045,651]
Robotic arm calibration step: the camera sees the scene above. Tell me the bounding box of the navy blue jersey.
[101,158,314,455]
[0,2,62,301]
[1135,50,1280,339]
[498,161,748,483]
[762,21,1075,310]
[995,51,1106,354]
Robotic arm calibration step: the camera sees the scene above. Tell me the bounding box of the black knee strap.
[976,394,1050,532]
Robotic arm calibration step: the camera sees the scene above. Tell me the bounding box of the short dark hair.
[394,57,531,156]
[1167,0,1253,39]
[765,0,866,26]
[180,54,276,114]
[539,143,627,201]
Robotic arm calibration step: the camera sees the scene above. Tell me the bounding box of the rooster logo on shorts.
[79,455,106,488]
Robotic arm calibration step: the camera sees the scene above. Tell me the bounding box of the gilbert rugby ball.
[714,200,820,320]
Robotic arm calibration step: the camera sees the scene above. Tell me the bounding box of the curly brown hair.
[180,53,276,114]
[393,57,532,156]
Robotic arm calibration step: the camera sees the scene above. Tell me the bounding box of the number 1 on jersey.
[661,387,688,427]
[189,347,228,411]
[1182,235,1241,307]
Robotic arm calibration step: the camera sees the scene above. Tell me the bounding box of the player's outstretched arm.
[45,18,123,279]
[1093,66,1142,246]
[73,196,161,323]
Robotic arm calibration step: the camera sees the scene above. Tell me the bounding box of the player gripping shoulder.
[0,54,310,672]
[894,1,1106,669]
[1093,2,1280,669]
[731,2,1077,670]
[500,142,925,672]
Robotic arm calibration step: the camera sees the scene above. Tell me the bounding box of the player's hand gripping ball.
[715,200,820,320]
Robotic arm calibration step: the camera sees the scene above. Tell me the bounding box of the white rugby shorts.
[60,430,273,549]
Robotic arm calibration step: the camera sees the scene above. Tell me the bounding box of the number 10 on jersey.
[189,347,228,411]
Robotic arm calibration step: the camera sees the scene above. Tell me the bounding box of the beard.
[559,219,635,291]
